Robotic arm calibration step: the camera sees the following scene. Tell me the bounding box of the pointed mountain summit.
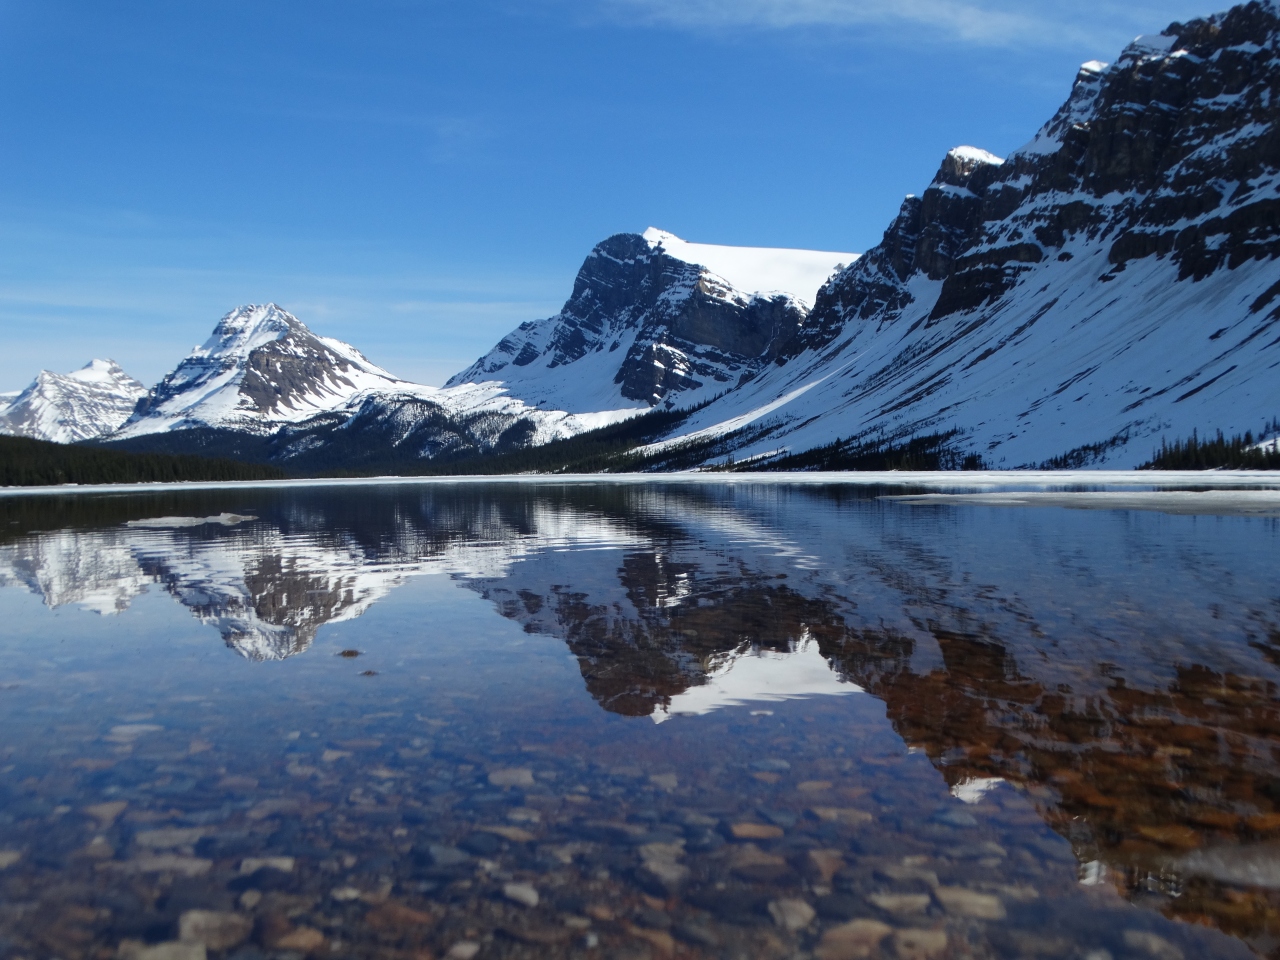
[0,359,147,443]
[117,303,405,438]
[448,229,858,412]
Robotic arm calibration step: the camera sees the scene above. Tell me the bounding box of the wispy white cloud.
[593,0,1213,50]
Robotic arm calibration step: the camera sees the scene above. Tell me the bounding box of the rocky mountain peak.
[806,0,1280,345]
[196,303,302,359]
[118,304,404,438]
[449,230,856,411]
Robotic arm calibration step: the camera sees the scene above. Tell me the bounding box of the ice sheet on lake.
[884,489,1280,516]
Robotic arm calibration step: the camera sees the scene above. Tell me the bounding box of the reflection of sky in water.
[0,482,1275,959]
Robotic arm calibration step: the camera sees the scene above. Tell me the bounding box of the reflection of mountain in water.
[0,494,650,661]
[1,483,1280,953]
[0,521,415,660]
[439,486,1280,956]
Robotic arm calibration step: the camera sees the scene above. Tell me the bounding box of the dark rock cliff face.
[450,233,809,406]
[806,1,1280,346]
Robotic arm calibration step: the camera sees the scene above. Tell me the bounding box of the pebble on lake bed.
[894,928,949,960]
[80,835,115,859]
[933,886,1005,920]
[503,882,539,907]
[768,898,816,930]
[445,942,482,960]
[810,806,874,825]
[117,941,207,960]
[135,827,206,849]
[239,856,295,874]
[488,767,535,787]
[808,848,845,883]
[84,800,128,827]
[869,893,931,915]
[365,901,435,929]
[730,822,784,839]
[106,854,211,876]
[106,724,163,743]
[262,920,326,953]
[814,919,893,960]
[177,910,252,951]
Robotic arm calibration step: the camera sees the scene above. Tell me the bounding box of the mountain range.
[4,0,1280,471]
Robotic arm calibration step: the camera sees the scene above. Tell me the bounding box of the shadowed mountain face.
[1,483,1278,954]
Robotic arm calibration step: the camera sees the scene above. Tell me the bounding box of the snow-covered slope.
[640,228,856,301]
[447,229,858,413]
[639,4,1280,468]
[0,360,147,443]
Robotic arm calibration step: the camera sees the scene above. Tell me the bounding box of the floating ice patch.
[126,513,257,528]
[884,490,1280,517]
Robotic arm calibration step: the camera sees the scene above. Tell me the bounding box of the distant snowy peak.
[0,359,147,443]
[641,227,858,304]
[118,303,406,438]
[448,230,860,412]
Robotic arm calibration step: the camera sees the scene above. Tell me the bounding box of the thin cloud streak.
[596,0,1211,49]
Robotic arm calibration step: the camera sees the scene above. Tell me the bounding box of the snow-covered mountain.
[448,228,857,412]
[0,359,147,443]
[117,303,408,438]
[109,303,636,466]
[620,4,1280,467]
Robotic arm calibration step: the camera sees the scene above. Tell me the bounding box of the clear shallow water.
[0,482,1277,960]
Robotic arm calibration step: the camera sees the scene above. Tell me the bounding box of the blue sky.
[0,0,1213,389]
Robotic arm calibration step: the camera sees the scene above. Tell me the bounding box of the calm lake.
[0,479,1278,960]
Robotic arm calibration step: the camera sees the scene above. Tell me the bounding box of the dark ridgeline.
[0,434,284,487]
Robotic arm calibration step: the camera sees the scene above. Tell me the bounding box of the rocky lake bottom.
[0,479,1277,960]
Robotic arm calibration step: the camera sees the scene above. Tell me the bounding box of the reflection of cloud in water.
[653,637,860,723]
[950,776,1005,805]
